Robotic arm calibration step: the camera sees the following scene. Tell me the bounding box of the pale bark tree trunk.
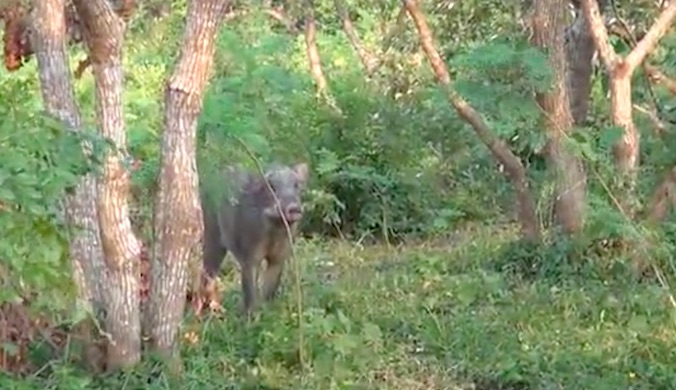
[402,0,539,241]
[304,1,328,95]
[333,0,379,74]
[72,0,142,370]
[32,0,106,314]
[581,0,676,184]
[531,0,586,234]
[146,0,230,364]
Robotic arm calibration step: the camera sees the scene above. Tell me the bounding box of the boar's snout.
[284,203,303,222]
[263,201,303,224]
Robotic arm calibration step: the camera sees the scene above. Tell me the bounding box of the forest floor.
[4,222,676,389]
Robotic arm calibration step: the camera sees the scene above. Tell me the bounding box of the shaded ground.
[3,222,676,389]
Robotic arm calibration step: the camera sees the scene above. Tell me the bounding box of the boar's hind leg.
[202,223,228,278]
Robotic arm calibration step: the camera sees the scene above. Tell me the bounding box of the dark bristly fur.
[200,162,310,316]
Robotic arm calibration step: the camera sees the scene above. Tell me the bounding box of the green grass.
[4,223,676,389]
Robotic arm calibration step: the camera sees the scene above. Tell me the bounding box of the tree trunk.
[402,0,540,241]
[72,0,142,370]
[32,0,107,314]
[333,0,379,74]
[608,70,638,177]
[581,0,676,185]
[531,0,586,234]
[564,0,606,125]
[304,1,328,95]
[146,0,230,365]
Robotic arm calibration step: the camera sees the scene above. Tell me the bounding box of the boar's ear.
[293,162,309,184]
[244,173,266,194]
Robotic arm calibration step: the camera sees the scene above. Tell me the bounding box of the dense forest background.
[1,0,676,388]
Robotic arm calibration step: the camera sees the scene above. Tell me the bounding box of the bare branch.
[402,0,539,241]
[580,0,618,70]
[333,0,379,73]
[264,6,299,34]
[74,56,92,79]
[304,2,328,94]
[401,1,450,84]
[625,0,676,72]
[645,63,676,95]
[633,104,666,135]
[363,6,407,75]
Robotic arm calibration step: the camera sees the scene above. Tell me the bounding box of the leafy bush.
[0,75,105,312]
[2,0,676,387]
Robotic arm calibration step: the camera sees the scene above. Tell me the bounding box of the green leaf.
[627,315,649,333]
[332,333,359,357]
[0,186,16,202]
[599,126,624,150]
[362,322,382,344]
[2,342,19,356]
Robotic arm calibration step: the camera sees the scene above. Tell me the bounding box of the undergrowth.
[2,223,675,390]
[1,0,676,388]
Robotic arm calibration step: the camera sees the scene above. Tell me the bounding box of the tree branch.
[304,1,328,94]
[401,0,450,84]
[580,0,618,70]
[333,0,379,73]
[70,0,136,77]
[625,0,676,72]
[645,63,676,95]
[402,0,539,241]
[264,6,299,34]
[71,0,127,63]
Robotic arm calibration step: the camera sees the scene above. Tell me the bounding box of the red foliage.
[0,299,68,375]
[1,4,32,71]
[0,178,210,375]
[0,244,150,375]
[1,2,83,72]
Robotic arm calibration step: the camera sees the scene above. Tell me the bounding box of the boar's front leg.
[261,247,290,302]
[198,210,228,314]
[261,261,285,302]
[239,256,261,318]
